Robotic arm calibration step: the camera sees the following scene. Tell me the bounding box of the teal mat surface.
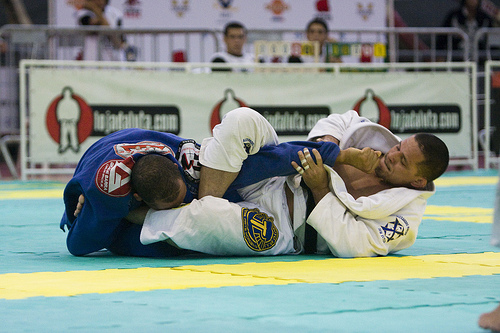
[1,171,499,332]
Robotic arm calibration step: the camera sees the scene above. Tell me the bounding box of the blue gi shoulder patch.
[241,207,279,252]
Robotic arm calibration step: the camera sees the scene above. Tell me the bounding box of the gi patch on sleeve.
[243,138,254,154]
[95,157,134,197]
[379,216,409,243]
[241,207,279,252]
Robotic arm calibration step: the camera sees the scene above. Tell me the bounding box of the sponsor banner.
[251,106,330,136]
[52,0,386,31]
[91,105,180,136]
[29,66,471,163]
[388,105,461,134]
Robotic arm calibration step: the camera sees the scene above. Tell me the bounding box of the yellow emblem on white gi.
[241,207,279,252]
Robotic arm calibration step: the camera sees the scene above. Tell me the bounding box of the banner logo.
[209,89,329,136]
[265,0,289,22]
[255,106,330,136]
[388,105,461,134]
[217,0,233,9]
[242,207,279,252]
[171,0,190,17]
[352,89,390,128]
[357,2,374,21]
[124,0,142,18]
[46,87,93,154]
[92,105,180,136]
[316,0,329,12]
[315,0,331,21]
[352,89,461,133]
[210,89,247,132]
[214,0,237,20]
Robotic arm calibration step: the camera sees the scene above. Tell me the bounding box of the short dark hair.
[224,21,246,36]
[414,133,449,183]
[306,18,328,33]
[130,154,182,205]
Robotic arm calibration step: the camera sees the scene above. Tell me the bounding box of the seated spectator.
[437,0,494,58]
[76,0,136,61]
[210,21,254,72]
[0,37,7,66]
[288,18,341,63]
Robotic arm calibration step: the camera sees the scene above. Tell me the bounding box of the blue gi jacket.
[60,128,340,257]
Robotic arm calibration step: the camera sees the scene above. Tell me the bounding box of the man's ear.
[410,177,427,189]
[133,193,142,201]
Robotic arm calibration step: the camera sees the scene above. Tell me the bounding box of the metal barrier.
[0,25,478,178]
[484,60,500,169]
[473,27,500,63]
[475,30,500,169]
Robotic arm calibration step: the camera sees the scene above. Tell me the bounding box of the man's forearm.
[124,205,150,225]
[336,147,381,174]
[198,166,239,198]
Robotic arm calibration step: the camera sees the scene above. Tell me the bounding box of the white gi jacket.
[306,110,435,257]
[209,51,254,72]
[141,108,435,258]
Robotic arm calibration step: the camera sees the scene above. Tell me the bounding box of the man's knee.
[222,107,265,126]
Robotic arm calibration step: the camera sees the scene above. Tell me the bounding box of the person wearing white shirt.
[210,22,254,72]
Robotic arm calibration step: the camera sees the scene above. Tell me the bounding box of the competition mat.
[1,170,499,332]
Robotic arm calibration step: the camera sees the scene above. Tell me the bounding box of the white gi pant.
[141,107,306,255]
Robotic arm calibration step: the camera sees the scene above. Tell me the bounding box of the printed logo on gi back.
[114,141,175,158]
[95,157,135,197]
[380,216,409,243]
[241,207,279,252]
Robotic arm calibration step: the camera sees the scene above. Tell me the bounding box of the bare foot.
[479,303,500,332]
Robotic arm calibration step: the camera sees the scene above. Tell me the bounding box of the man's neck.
[333,164,393,199]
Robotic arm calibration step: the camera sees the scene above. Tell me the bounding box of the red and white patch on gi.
[95,157,135,197]
[114,141,174,159]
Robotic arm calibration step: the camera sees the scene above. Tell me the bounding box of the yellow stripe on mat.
[434,176,498,187]
[424,205,493,223]
[0,189,64,200]
[1,252,499,300]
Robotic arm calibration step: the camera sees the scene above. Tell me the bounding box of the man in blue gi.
[60,112,342,257]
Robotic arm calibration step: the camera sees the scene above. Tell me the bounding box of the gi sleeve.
[307,110,369,142]
[307,192,422,258]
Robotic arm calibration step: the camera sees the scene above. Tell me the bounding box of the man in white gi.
[139,107,449,258]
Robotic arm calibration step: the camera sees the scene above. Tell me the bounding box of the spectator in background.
[0,37,7,66]
[438,0,494,57]
[76,0,135,61]
[210,21,254,72]
[288,18,341,63]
